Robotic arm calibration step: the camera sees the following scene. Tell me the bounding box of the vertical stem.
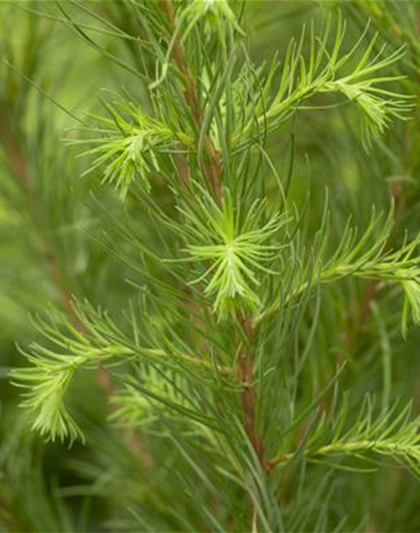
[0,114,30,187]
[158,4,268,527]
[158,0,223,203]
[0,497,25,533]
[237,316,268,471]
[0,109,77,320]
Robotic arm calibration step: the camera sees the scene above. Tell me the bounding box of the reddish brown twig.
[237,315,271,473]
[158,0,223,204]
[0,497,25,533]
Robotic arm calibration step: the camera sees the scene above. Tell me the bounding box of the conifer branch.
[75,100,193,200]
[5,3,420,530]
[11,303,234,442]
[0,99,119,402]
[233,17,411,149]
[270,399,420,476]
[157,5,271,518]
[258,209,420,335]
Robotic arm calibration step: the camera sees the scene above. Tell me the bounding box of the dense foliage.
[1,1,420,531]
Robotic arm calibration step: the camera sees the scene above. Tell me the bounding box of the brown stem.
[0,497,26,533]
[0,108,90,342]
[236,315,272,533]
[0,114,30,187]
[158,0,223,203]
[237,350,265,465]
[237,316,270,472]
[0,108,79,322]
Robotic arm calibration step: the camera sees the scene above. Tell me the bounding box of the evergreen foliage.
[1,1,420,532]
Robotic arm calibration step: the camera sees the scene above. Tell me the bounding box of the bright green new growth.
[273,397,420,476]
[75,100,193,199]
[181,0,243,37]
[11,307,134,444]
[234,16,411,149]
[76,15,412,203]
[261,209,420,333]
[183,191,286,318]
[13,352,82,444]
